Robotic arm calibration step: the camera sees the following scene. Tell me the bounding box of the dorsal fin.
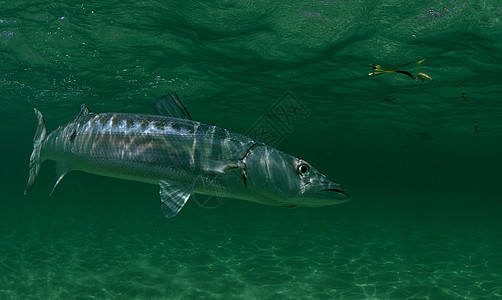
[154,92,192,120]
[77,104,91,118]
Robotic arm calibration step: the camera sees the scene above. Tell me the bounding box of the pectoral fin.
[159,180,193,218]
[204,161,238,174]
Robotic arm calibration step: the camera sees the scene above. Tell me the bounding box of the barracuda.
[24,93,350,218]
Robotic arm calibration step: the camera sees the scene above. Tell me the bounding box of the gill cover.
[242,145,303,203]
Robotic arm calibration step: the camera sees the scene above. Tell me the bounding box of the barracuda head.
[242,145,350,207]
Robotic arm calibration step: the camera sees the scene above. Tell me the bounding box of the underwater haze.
[1,0,502,299]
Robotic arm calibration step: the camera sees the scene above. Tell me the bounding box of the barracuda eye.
[297,163,310,176]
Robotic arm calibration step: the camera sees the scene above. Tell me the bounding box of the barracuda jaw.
[294,177,351,206]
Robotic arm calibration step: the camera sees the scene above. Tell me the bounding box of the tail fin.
[24,108,46,195]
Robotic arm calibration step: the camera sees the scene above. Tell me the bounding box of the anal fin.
[50,163,70,196]
[159,180,193,218]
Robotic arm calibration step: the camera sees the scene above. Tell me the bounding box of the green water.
[1,0,502,298]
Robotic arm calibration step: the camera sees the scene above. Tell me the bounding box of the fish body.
[25,93,350,217]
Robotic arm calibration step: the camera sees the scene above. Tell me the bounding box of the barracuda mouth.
[312,184,352,203]
[297,181,351,206]
[292,188,350,207]
[320,188,350,197]
[304,181,350,198]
